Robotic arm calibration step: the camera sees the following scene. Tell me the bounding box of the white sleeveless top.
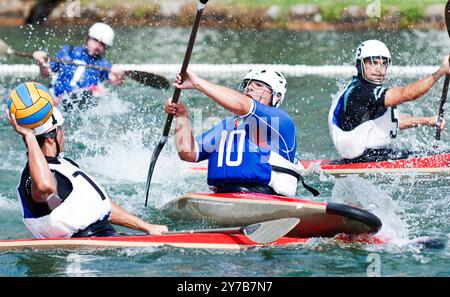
[328,94,399,159]
[21,158,111,238]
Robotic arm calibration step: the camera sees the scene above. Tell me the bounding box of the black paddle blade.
[125,71,170,89]
[144,136,168,206]
[414,237,446,249]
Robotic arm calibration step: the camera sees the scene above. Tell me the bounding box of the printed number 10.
[217,130,245,167]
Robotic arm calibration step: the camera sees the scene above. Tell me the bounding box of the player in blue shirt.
[164,67,303,197]
[33,23,124,109]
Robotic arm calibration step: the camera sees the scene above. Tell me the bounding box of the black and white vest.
[17,157,111,238]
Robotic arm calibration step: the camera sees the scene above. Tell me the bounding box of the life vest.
[328,94,399,159]
[50,45,110,97]
[18,158,111,238]
[268,152,319,197]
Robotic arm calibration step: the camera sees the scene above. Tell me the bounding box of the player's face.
[86,38,106,57]
[243,81,273,106]
[363,57,388,84]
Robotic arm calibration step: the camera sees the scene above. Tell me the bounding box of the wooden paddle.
[144,0,209,206]
[0,38,169,89]
[165,218,300,245]
[435,0,450,141]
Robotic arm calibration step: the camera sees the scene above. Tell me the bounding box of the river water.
[0,25,449,277]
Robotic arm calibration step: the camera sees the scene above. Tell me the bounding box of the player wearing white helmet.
[7,83,168,238]
[32,22,124,109]
[163,68,310,197]
[328,39,450,160]
[355,39,392,85]
[88,22,115,47]
[240,67,288,108]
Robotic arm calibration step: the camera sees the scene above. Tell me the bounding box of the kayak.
[300,152,450,175]
[162,193,382,238]
[1,233,442,252]
[188,152,450,175]
[0,233,388,251]
[0,234,293,251]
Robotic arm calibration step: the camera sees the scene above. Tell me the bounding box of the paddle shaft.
[11,49,111,72]
[162,1,207,137]
[144,0,208,206]
[436,1,450,141]
[436,72,449,140]
[7,47,169,89]
[166,227,242,235]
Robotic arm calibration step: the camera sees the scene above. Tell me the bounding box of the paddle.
[165,218,300,245]
[435,0,450,141]
[0,39,169,89]
[144,0,209,206]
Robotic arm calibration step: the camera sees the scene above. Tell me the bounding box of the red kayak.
[0,233,388,251]
[1,233,441,251]
[189,152,450,175]
[162,193,382,238]
[300,152,450,175]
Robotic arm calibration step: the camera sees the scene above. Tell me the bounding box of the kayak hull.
[162,193,382,238]
[189,153,450,175]
[301,153,450,175]
[0,233,391,251]
[2,233,442,251]
[0,234,310,251]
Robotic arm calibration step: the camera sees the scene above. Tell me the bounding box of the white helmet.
[356,39,391,63]
[88,22,115,47]
[241,67,287,108]
[34,107,64,136]
[355,40,391,84]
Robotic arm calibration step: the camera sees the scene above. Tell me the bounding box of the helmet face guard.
[240,68,287,108]
[241,79,275,104]
[36,128,58,139]
[357,56,392,85]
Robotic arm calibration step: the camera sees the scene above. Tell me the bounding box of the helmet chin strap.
[55,137,61,158]
[271,97,278,107]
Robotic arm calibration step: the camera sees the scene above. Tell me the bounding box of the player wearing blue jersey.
[33,23,124,109]
[329,40,449,160]
[164,67,304,197]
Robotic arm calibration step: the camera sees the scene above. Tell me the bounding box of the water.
[1,25,450,277]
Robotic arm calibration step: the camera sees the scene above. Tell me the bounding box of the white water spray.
[331,176,409,240]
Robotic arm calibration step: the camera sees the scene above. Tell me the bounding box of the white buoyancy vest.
[328,96,399,159]
[22,158,112,238]
[268,151,304,197]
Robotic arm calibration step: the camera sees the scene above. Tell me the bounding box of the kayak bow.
[162,193,382,237]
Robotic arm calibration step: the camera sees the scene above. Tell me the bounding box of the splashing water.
[0,194,19,211]
[56,90,206,208]
[331,176,409,240]
[64,253,101,276]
